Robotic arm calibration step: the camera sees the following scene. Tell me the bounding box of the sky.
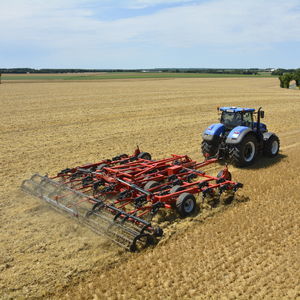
[0,0,300,69]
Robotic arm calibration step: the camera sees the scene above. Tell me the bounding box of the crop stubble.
[0,77,299,299]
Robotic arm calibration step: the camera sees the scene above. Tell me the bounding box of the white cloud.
[0,0,299,67]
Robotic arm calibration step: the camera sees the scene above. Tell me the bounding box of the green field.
[1,72,273,81]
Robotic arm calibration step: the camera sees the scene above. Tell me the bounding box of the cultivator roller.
[21,147,243,251]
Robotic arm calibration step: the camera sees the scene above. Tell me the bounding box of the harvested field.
[0,77,299,299]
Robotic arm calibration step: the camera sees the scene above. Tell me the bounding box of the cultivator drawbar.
[21,147,243,251]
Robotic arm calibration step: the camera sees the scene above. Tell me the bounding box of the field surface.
[0,77,299,299]
[1,71,271,82]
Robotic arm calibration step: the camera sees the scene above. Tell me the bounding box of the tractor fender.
[202,123,225,142]
[225,126,254,144]
[263,132,277,141]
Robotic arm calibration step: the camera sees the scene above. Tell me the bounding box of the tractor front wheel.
[263,135,280,157]
[230,135,258,167]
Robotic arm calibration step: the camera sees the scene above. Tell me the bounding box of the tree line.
[0,68,268,75]
[0,68,144,74]
[278,69,300,89]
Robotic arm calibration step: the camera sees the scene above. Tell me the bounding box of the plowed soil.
[0,78,299,299]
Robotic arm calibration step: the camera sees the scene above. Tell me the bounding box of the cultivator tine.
[21,174,78,215]
[21,174,50,199]
[82,209,151,251]
[21,174,153,251]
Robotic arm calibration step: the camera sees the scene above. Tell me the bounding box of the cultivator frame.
[21,147,243,251]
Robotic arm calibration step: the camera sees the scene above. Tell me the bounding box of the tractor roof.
[219,107,255,113]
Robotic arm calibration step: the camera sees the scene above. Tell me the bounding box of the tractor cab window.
[221,111,242,129]
[242,112,253,127]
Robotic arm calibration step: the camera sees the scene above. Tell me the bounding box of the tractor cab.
[219,107,266,132]
[219,107,255,130]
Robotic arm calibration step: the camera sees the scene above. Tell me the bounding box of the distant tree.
[279,73,293,88]
[293,70,300,87]
[279,75,284,88]
[272,68,296,76]
[273,69,285,76]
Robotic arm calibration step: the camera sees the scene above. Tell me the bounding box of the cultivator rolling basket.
[21,147,243,251]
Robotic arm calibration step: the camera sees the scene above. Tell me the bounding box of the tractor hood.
[202,123,225,142]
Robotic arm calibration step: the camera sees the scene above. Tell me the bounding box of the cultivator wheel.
[176,193,196,217]
[137,152,152,160]
[21,147,243,251]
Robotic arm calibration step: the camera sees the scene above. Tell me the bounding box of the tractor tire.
[138,152,152,160]
[263,135,280,157]
[144,180,159,191]
[230,134,258,167]
[176,193,196,217]
[201,140,218,158]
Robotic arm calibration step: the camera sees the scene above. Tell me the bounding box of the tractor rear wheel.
[230,134,258,167]
[201,140,218,158]
[176,193,196,217]
[263,135,280,157]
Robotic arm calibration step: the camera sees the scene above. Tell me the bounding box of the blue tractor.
[201,107,280,167]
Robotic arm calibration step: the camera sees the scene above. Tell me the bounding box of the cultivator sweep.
[21,147,243,251]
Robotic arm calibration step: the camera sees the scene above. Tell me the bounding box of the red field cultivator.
[21,147,243,251]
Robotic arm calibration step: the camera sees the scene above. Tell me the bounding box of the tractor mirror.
[260,111,265,118]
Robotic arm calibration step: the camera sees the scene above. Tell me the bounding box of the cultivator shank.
[21,148,243,251]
